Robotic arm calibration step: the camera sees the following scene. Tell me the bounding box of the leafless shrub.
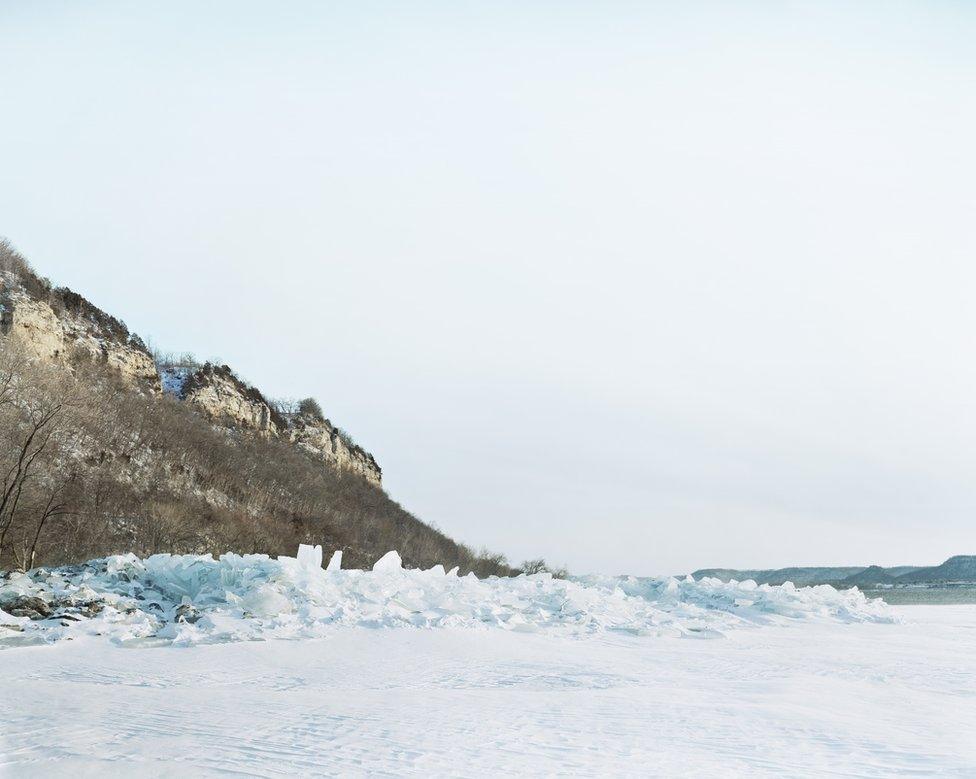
[0,238,34,279]
[297,397,325,422]
[151,346,203,370]
[518,558,569,578]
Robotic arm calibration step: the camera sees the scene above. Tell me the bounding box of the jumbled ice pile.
[0,545,894,648]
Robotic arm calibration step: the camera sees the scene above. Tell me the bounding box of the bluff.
[161,363,382,485]
[0,272,158,390]
[1,247,381,486]
[0,239,510,575]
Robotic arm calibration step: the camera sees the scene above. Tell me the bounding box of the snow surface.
[0,545,893,648]
[1,606,974,776]
[158,366,190,397]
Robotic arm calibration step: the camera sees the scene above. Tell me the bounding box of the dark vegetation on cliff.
[0,239,527,576]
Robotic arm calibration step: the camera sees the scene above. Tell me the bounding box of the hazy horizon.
[2,1,975,574]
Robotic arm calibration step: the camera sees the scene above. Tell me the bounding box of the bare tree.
[17,474,76,570]
[0,343,82,565]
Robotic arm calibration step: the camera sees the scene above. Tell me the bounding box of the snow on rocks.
[159,366,191,397]
[0,545,895,648]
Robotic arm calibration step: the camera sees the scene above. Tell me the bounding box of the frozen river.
[2,605,974,777]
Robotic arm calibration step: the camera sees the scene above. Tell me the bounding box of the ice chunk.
[297,544,323,570]
[326,550,343,572]
[0,607,29,629]
[372,551,402,573]
[242,585,293,618]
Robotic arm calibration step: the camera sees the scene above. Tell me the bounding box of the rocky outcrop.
[0,278,159,391]
[174,365,382,484]
[288,416,382,485]
[177,363,281,435]
[1,263,382,485]
[0,294,63,359]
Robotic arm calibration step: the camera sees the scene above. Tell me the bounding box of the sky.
[1,1,975,574]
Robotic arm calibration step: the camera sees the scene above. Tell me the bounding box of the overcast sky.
[2,1,975,574]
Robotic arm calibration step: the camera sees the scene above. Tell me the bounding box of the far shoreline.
[862,586,976,606]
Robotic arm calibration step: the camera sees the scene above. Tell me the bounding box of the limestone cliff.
[287,415,382,485]
[160,363,382,484]
[0,260,382,486]
[173,363,281,435]
[0,273,159,391]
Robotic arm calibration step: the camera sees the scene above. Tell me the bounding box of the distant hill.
[691,566,864,586]
[690,558,974,587]
[840,566,897,586]
[884,566,922,578]
[895,556,976,584]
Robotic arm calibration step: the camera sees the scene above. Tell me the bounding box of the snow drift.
[0,545,894,648]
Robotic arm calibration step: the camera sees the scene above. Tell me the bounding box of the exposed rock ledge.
[165,363,382,485]
[1,270,381,486]
[0,283,159,391]
[288,416,382,486]
[178,363,280,435]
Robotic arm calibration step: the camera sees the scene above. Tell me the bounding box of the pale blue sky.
[2,1,975,573]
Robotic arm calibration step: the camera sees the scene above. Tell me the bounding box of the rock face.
[179,364,279,435]
[173,365,383,485]
[0,279,159,391]
[288,416,382,485]
[1,267,382,485]
[1,294,63,359]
